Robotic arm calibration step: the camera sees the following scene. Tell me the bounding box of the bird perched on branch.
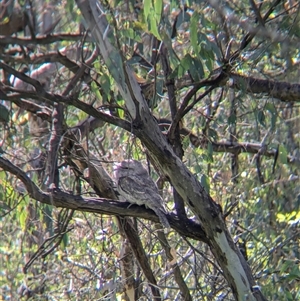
[114,160,170,229]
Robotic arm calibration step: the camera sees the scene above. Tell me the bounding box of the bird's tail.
[153,208,170,229]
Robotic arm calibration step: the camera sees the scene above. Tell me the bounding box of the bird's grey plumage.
[114,160,170,229]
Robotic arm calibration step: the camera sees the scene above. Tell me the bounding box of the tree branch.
[0,33,92,46]
[230,73,300,102]
[0,156,207,242]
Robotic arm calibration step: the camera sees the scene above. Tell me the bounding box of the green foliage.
[1,0,300,300]
[278,144,288,165]
[144,0,163,39]
[0,104,10,124]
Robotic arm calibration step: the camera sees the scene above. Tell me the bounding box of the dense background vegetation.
[0,0,299,300]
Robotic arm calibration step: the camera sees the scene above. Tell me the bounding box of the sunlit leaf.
[207,141,214,162]
[182,135,190,149]
[191,57,204,80]
[144,0,151,21]
[278,144,288,164]
[228,113,236,125]
[154,0,163,22]
[150,15,161,39]
[257,110,266,127]
[100,73,111,96]
[61,233,69,249]
[208,128,218,141]
[200,174,210,194]
[265,102,277,129]
[0,104,9,123]
[91,81,101,101]
[190,11,200,55]
[19,208,27,232]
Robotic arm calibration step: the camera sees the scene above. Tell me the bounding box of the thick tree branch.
[230,73,300,102]
[0,33,92,46]
[0,157,206,242]
[177,71,300,103]
[158,118,300,165]
[1,50,79,65]
[161,44,187,221]
[0,87,131,131]
[120,218,162,300]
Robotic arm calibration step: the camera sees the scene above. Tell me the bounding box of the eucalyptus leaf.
[0,104,9,123]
